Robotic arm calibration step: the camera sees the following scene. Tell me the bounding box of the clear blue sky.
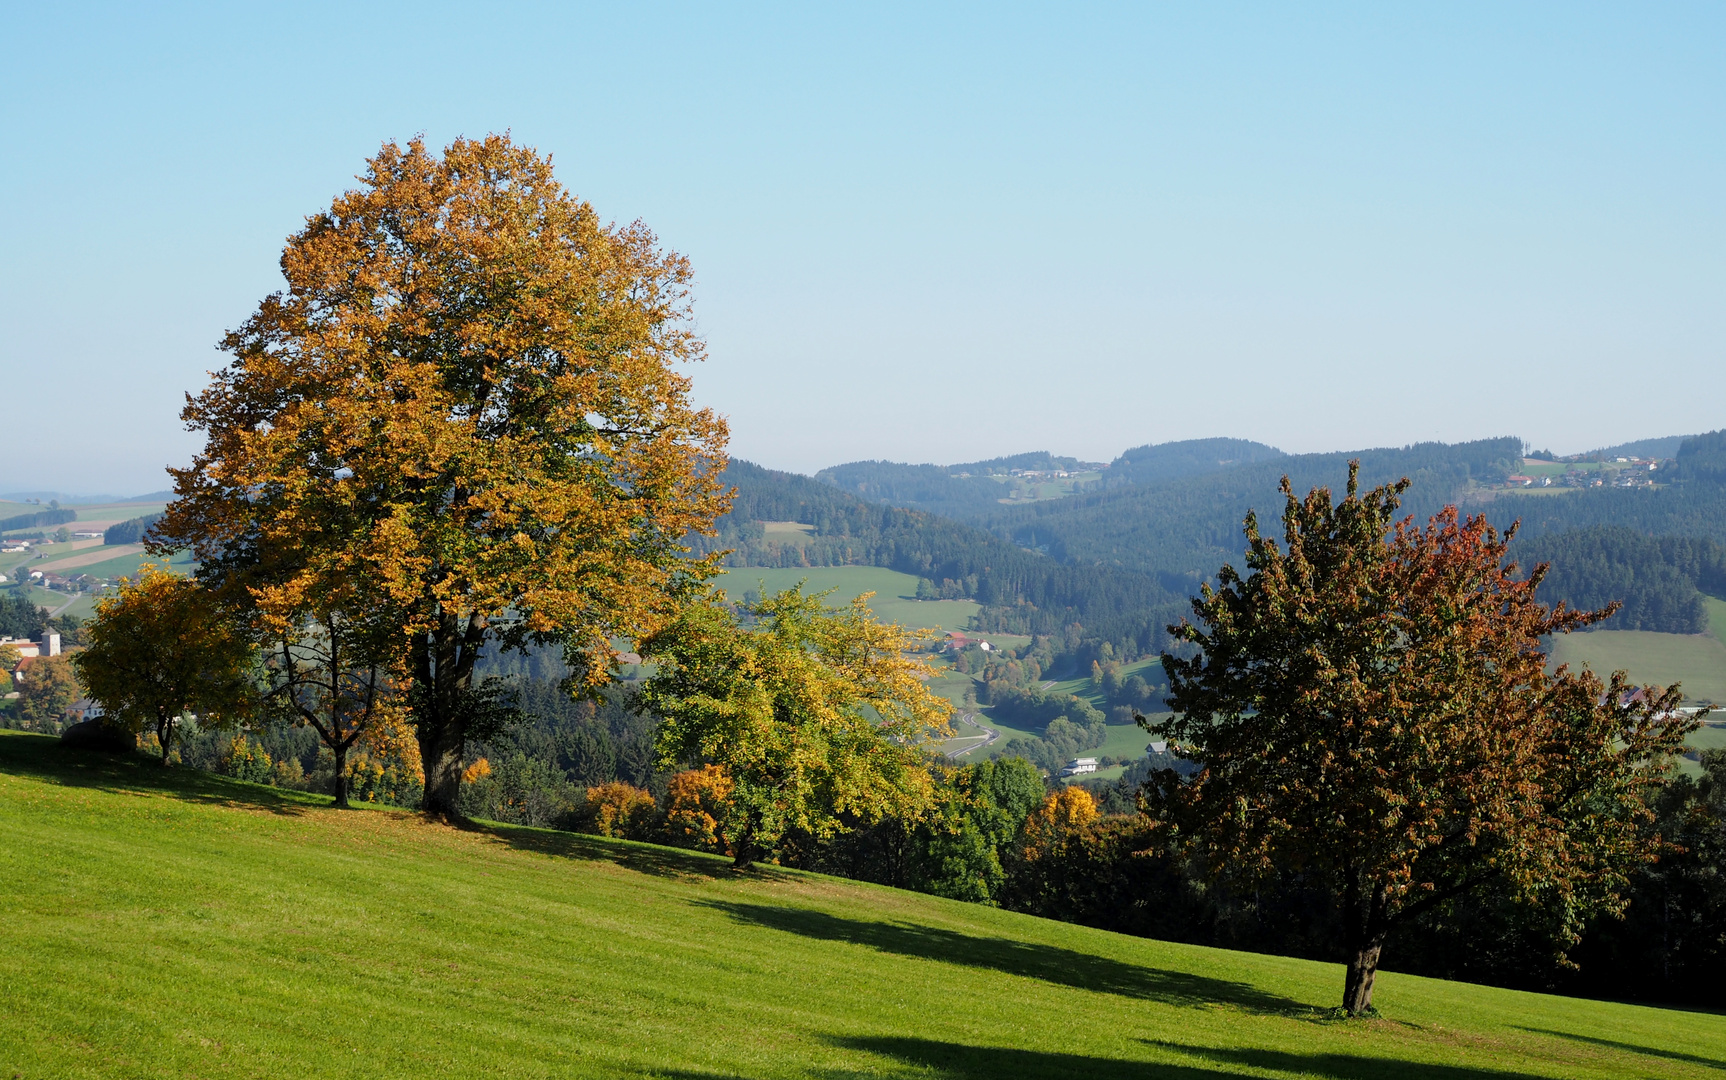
[2,3,1721,494]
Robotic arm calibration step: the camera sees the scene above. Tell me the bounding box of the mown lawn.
[0,731,1721,1079]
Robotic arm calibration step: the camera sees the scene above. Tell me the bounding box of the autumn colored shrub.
[664,765,734,853]
[576,782,658,841]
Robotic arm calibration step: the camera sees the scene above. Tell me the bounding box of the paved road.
[946,710,1000,758]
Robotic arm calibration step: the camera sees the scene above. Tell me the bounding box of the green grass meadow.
[718,565,980,632]
[1549,628,1726,705]
[2,731,1722,1079]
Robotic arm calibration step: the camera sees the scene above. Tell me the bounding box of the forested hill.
[976,437,1523,583]
[1517,526,1726,634]
[814,439,1284,522]
[691,461,1188,652]
[1105,437,1285,486]
[814,452,1100,521]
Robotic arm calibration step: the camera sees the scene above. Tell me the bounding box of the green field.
[1,732,1721,1079]
[718,566,979,632]
[1549,629,1726,705]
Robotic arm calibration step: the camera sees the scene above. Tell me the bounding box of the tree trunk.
[331,743,350,808]
[1340,879,1390,1016]
[414,613,483,820]
[157,717,172,766]
[1343,935,1386,1015]
[731,815,758,869]
[419,720,464,818]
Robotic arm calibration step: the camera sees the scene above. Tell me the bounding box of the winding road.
[945,710,1000,758]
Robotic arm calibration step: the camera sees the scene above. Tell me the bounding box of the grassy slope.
[3,732,1720,1080]
[717,565,980,633]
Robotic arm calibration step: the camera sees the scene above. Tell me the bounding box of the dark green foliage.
[1516,526,1726,634]
[103,513,163,546]
[0,594,48,640]
[980,437,1520,578]
[471,680,659,791]
[458,752,584,828]
[0,508,75,533]
[801,757,1046,903]
[1562,749,1726,1006]
[1105,438,1285,487]
[696,461,1188,652]
[1671,428,1726,485]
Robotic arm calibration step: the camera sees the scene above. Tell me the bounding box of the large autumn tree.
[1147,464,1694,1016]
[154,135,731,816]
[642,587,953,867]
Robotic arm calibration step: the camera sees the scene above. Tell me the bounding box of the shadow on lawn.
[458,819,789,884]
[1136,1040,1558,1080]
[699,900,1308,1014]
[647,1038,1557,1080]
[1515,1028,1726,1072]
[0,731,315,815]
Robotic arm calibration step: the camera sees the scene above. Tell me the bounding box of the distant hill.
[978,438,1523,584]
[815,452,1109,522]
[1105,437,1285,486]
[1577,434,1697,461]
[1482,431,1726,544]
[815,439,1282,522]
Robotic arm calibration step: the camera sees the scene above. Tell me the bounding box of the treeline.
[0,593,49,640]
[1103,437,1284,487]
[1517,526,1726,634]
[0,508,75,532]
[813,440,1286,522]
[694,461,1190,656]
[104,513,163,546]
[978,437,1522,581]
[813,460,1017,521]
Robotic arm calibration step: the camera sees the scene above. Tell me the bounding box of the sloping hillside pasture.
[0,732,1720,1079]
[720,565,980,632]
[1550,630,1726,705]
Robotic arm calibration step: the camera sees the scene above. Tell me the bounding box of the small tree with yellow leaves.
[73,567,255,764]
[643,586,953,868]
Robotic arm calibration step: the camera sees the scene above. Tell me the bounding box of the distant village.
[1503,454,1668,489]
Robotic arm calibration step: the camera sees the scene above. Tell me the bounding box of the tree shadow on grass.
[455,818,792,884]
[1514,1028,1726,1072]
[0,730,316,816]
[1136,1040,1561,1080]
[698,900,1311,1014]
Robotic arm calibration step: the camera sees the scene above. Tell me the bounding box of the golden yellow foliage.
[580,782,657,840]
[1019,787,1099,861]
[664,764,735,853]
[154,134,732,816]
[462,758,493,784]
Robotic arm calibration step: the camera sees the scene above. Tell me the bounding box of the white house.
[1059,757,1100,777]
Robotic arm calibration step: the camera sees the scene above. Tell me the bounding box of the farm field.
[1549,629,1726,705]
[719,565,979,632]
[2,731,1721,1079]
